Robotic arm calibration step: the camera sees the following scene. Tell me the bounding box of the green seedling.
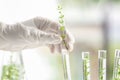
[57,4,67,47]
[57,4,71,80]
[1,64,22,80]
[113,50,120,80]
[99,58,106,80]
[113,58,120,80]
[1,53,25,80]
[82,53,90,80]
[98,50,106,80]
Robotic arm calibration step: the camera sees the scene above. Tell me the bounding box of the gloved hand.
[0,17,74,53]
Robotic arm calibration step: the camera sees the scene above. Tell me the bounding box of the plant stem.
[57,4,71,80]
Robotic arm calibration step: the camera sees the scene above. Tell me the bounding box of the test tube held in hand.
[56,1,72,80]
[62,49,71,80]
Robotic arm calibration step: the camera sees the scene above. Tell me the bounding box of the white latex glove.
[0,17,74,53]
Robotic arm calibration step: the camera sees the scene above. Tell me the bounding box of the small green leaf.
[59,14,64,18]
[59,19,64,24]
[61,34,66,39]
[59,11,62,14]
[60,26,65,31]
[58,5,62,10]
[86,72,90,75]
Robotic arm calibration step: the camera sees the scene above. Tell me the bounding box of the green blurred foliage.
[60,0,120,5]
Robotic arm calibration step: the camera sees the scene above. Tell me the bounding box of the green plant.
[57,4,71,80]
[1,64,21,80]
[57,4,68,49]
[99,58,106,80]
[1,54,24,80]
[98,50,107,80]
[83,54,90,80]
[113,58,120,80]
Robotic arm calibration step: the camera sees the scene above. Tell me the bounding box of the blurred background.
[0,0,120,80]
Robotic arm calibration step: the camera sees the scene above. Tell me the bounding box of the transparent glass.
[82,52,90,80]
[0,51,26,80]
[98,50,107,80]
[61,49,71,80]
[113,49,120,80]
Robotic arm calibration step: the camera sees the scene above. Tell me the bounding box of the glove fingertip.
[67,43,74,52]
[49,45,55,53]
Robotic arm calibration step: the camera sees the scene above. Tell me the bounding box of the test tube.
[1,51,26,80]
[62,49,71,80]
[113,49,120,80]
[82,52,90,80]
[98,50,107,80]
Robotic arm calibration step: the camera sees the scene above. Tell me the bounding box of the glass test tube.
[82,52,90,80]
[62,49,71,80]
[113,49,120,80]
[1,51,26,80]
[98,50,107,80]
